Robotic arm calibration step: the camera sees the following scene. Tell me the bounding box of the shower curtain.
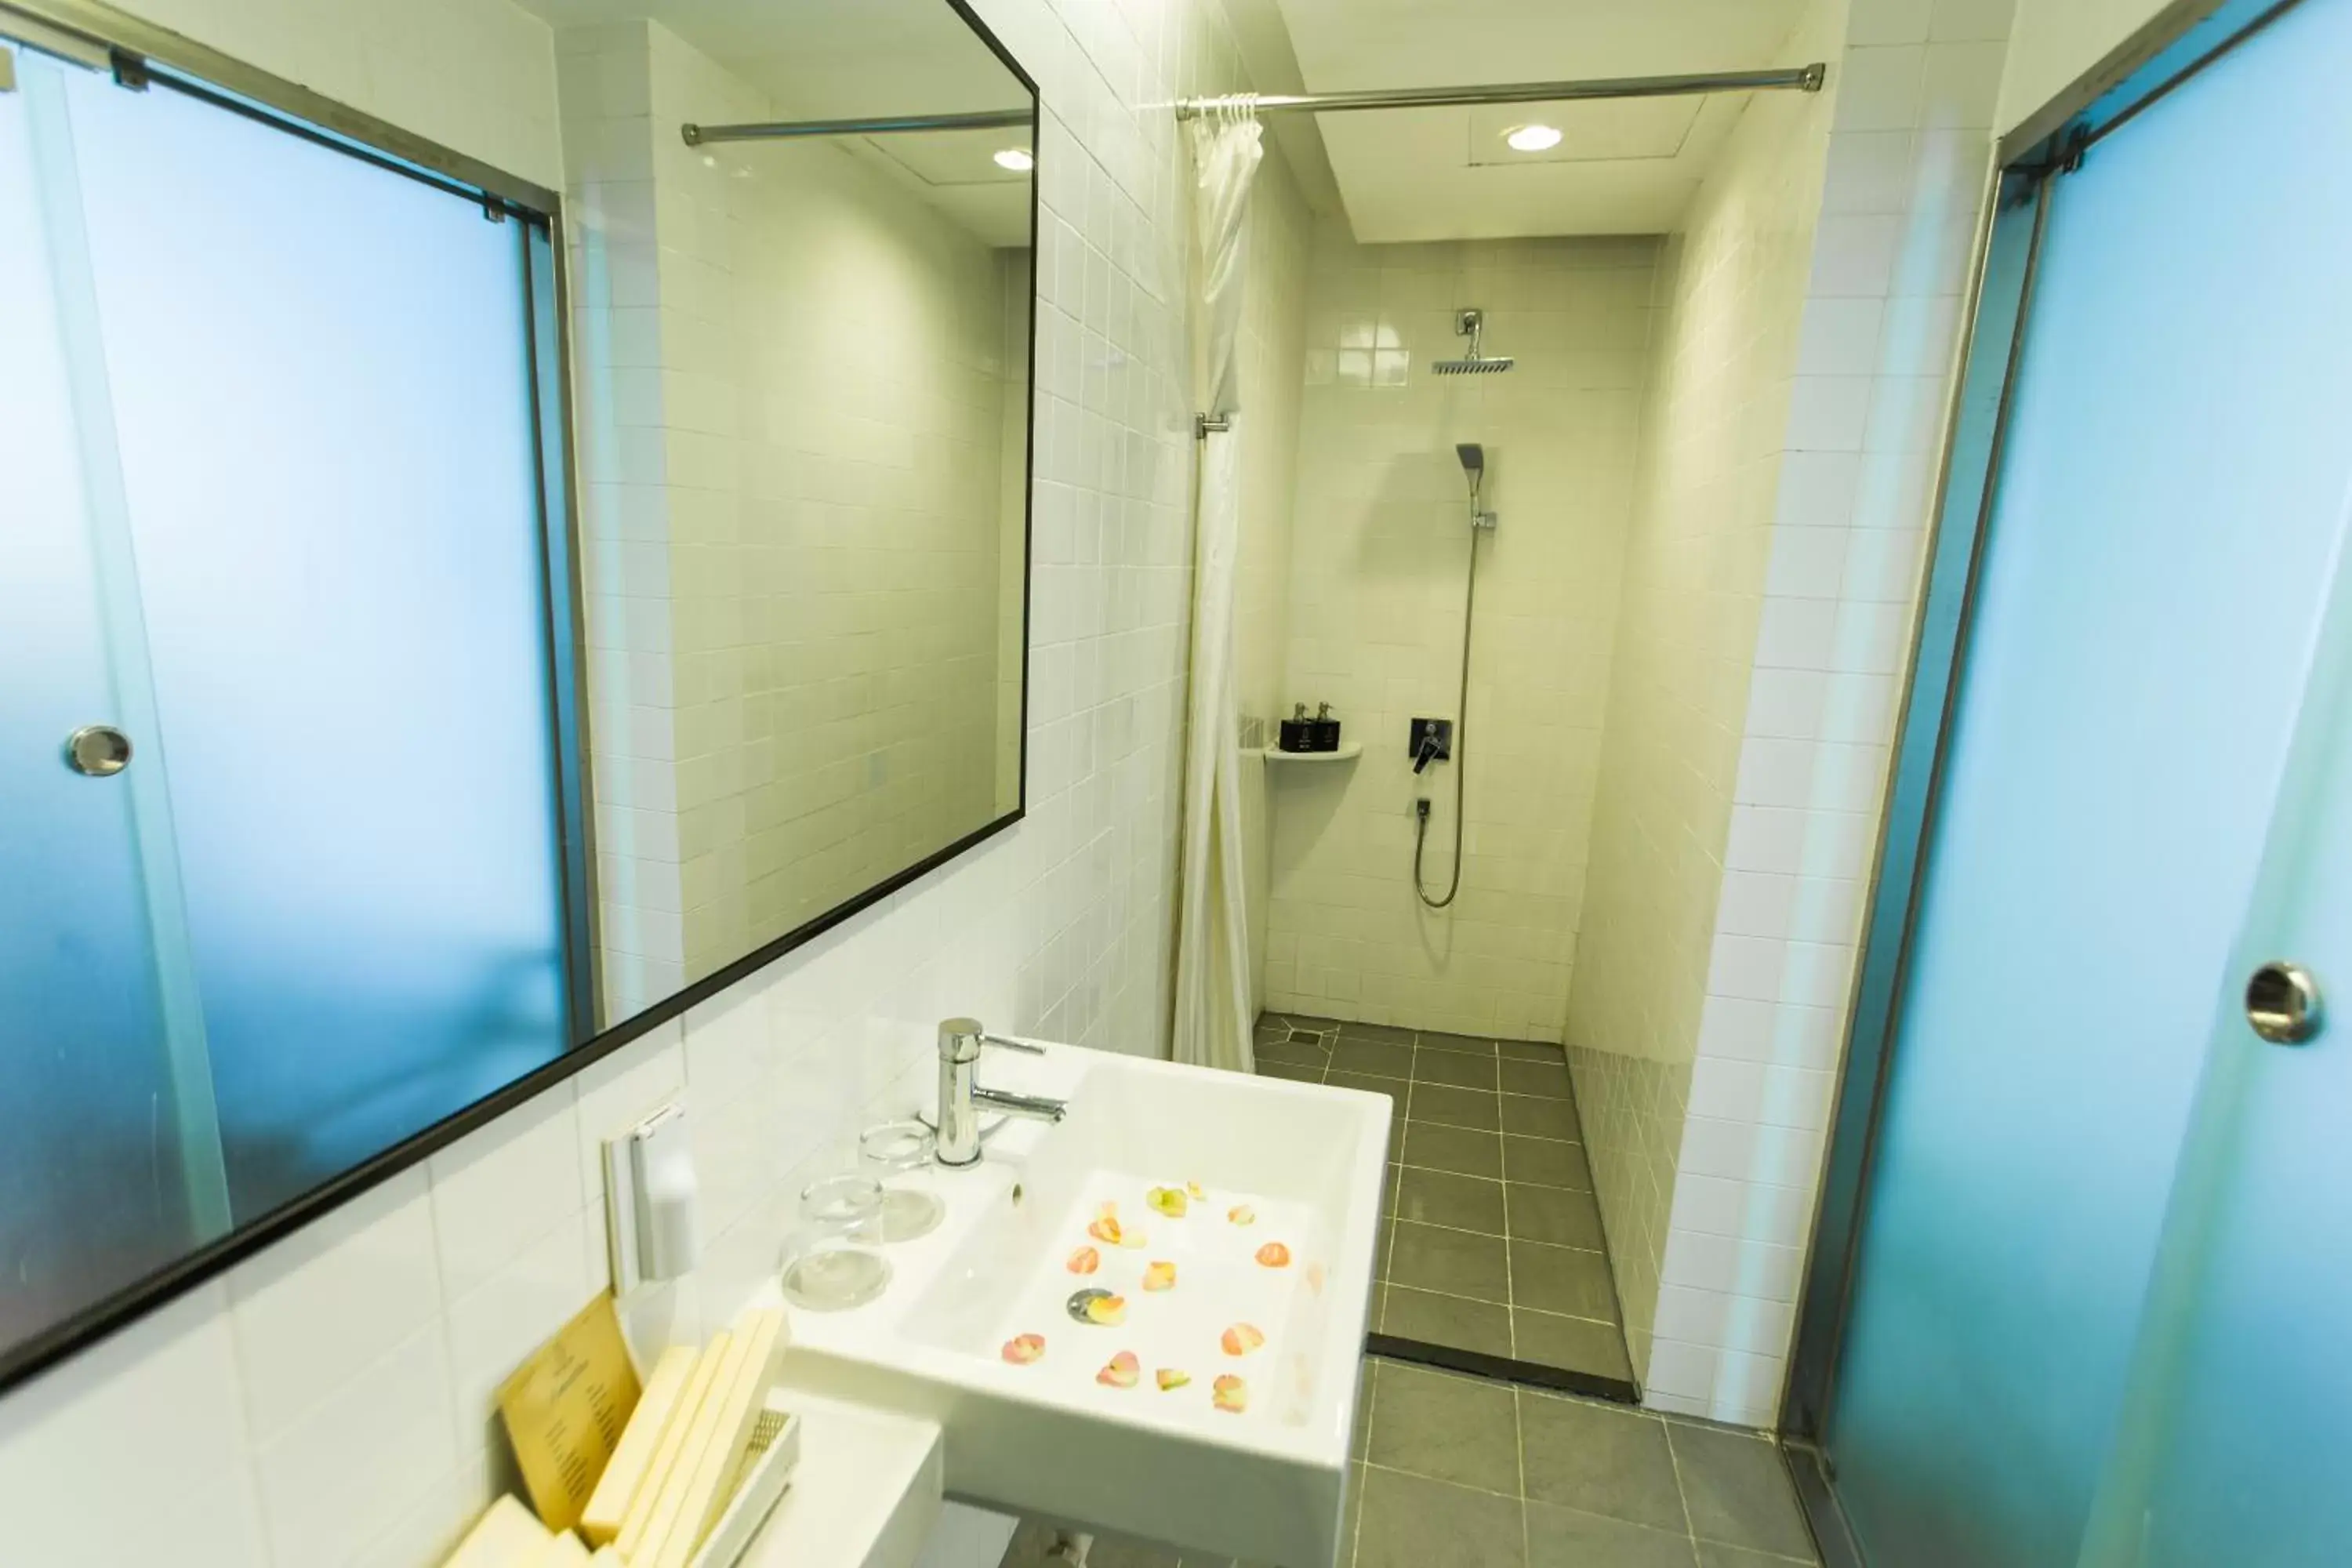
[1171,105,1263,1073]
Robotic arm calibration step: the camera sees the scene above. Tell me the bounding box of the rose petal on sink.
[1254,1241,1291,1269]
[1186,1181,1207,1200]
[1156,1368,1191,1392]
[1305,1261,1327,1294]
[1227,1204,1256,1226]
[1097,1350,1140,1388]
[1001,1334,1046,1365]
[1069,1288,1129,1327]
[1212,1374,1249,1413]
[1117,1225,1149,1250]
[1066,1246,1101,1275]
[1147,1185,1189,1218]
[1220,1322,1266,1356]
[1087,1216,1123,1244]
[1142,1261,1178,1292]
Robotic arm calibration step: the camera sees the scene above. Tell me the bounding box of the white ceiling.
[1264,0,1815,241]
[514,0,1033,245]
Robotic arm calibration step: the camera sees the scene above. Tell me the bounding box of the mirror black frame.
[0,0,1039,1400]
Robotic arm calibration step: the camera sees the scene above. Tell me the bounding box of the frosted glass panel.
[1825,4,2352,1563]
[56,67,572,1217]
[0,56,194,1340]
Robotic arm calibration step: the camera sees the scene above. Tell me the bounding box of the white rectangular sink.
[754,1042,1391,1568]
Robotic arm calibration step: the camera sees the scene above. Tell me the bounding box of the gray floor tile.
[1331,1072,1406,1163]
[1257,1030,1334,1067]
[1667,1424,1817,1562]
[1501,1058,1574,1100]
[1507,1184,1606,1250]
[1338,1020,1416,1045]
[1375,1221,1393,1280]
[1257,1058,1324,1083]
[1408,1083,1503,1131]
[1395,1167,1507,1234]
[1352,1359,1375,1460]
[1503,1134,1592,1191]
[1365,1363,1521,1494]
[1499,1039,1563,1062]
[1333,1039,1415,1079]
[1519,1392,1690,1534]
[1389,1221,1510,1303]
[1500,1092,1581,1140]
[1400,1123,1504,1179]
[1512,1308,1633,1382]
[1273,1012,1340,1033]
[1345,1461,1367,1566]
[1414,1048,1499,1090]
[1696,1544,1816,1568]
[1354,1466,1526,1568]
[1418,1030,1500,1056]
[1525,1501,1700,1568]
[1381,1286,1512,1356]
[1511,1240,1621,1320]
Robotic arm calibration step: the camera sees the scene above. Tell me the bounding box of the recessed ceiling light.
[1504,124,1563,153]
[993,147,1036,172]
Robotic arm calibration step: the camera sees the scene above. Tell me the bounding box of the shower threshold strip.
[1367,1331,1640,1405]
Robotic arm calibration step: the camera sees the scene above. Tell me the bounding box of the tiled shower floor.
[997,1356,1822,1567]
[1251,1013,1635,1391]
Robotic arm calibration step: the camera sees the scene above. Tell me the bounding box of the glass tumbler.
[778,1172,891,1311]
[860,1119,946,1243]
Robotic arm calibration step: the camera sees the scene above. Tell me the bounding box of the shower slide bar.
[677,64,1825,147]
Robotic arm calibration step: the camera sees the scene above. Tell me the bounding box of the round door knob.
[2245,960,2322,1045]
[64,724,132,777]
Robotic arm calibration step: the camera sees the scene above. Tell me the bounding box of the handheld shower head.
[1455,442,1497,531]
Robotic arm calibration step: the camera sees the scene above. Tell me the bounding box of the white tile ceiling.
[1268,0,1815,240]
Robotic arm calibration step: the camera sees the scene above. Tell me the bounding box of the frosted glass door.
[49,62,575,1215]
[0,51,212,1341]
[1823,2,2352,1563]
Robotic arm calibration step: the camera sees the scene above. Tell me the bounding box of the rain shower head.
[1432,308,1515,376]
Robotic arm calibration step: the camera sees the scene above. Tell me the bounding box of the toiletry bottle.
[1279,702,1314,753]
[1311,702,1341,753]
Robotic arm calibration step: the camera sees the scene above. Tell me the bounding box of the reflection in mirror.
[0,0,1033,1380]
[543,0,1039,1025]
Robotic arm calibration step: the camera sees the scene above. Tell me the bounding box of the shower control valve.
[1410,717,1453,772]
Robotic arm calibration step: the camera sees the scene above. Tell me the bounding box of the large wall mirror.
[0,0,1034,1386]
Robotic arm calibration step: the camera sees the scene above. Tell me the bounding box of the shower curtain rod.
[677,63,1826,146]
[681,108,1032,147]
[1174,63,1826,119]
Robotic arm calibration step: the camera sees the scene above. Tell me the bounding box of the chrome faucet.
[935,1017,1067,1167]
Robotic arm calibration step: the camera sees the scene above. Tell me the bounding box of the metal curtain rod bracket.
[1174,62,1825,120]
[682,107,1033,146]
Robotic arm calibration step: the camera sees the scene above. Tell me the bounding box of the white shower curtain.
[1171,105,1263,1073]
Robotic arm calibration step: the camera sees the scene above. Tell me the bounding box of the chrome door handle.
[2245,960,2323,1044]
[64,724,132,777]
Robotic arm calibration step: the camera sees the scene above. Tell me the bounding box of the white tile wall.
[1567,0,1852,1388]
[0,0,1298,1562]
[1263,226,1661,1041]
[1636,0,2017,1428]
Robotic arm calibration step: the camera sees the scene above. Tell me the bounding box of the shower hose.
[1414,527,1484,909]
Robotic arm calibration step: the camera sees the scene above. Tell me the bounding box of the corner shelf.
[1256,741,1363,764]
